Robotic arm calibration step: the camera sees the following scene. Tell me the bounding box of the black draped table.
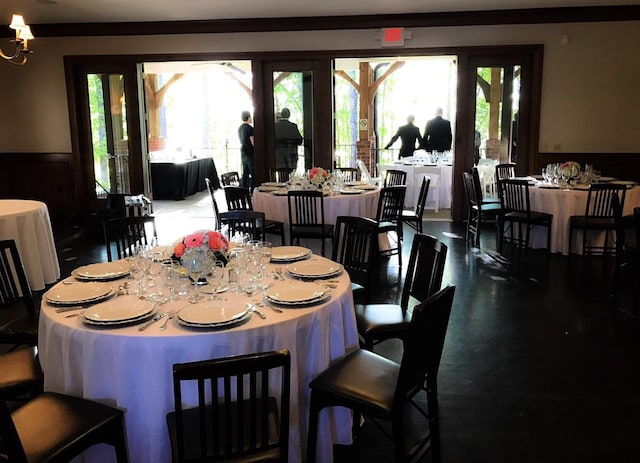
[150,158,220,200]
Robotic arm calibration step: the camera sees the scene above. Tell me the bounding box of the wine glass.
[185,256,206,301]
[205,260,225,300]
[227,247,246,293]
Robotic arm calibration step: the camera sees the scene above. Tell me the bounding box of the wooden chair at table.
[462,172,503,247]
[611,205,640,316]
[498,178,553,256]
[307,286,456,463]
[332,216,379,303]
[166,350,291,463]
[495,163,516,182]
[269,167,295,183]
[219,210,266,241]
[287,190,334,256]
[205,177,223,231]
[103,215,158,261]
[220,171,241,187]
[383,169,407,187]
[568,183,626,256]
[401,175,430,234]
[333,167,358,182]
[223,186,286,245]
[0,391,129,462]
[355,233,447,351]
[374,185,406,267]
[0,239,38,349]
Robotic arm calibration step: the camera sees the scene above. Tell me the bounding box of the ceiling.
[2,0,639,25]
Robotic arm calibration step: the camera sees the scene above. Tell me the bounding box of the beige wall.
[1,21,639,154]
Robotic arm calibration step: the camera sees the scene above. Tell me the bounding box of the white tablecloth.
[377,163,453,210]
[527,185,640,255]
[38,258,358,463]
[252,189,380,225]
[0,199,60,290]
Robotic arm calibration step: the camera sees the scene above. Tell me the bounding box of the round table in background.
[0,199,60,290]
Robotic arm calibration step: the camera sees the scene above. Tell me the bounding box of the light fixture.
[1,14,35,65]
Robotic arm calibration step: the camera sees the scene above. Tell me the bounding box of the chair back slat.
[221,171,241,187]
[462,171,478,208]
[401,234,448,309]
[269,168,295,183]
[103,216,157,262]
[205,178,222,231]
[395,286,456,406]
[585,183,627,218]
[0,240,35,315]
[224,186,253,211]
[333,167,358,182]
[383,169,407,187]
[220,211,265,241]
[288,190,325,227]
[171,350,291,462]
[415,176,431,216]
[495,163,516,181]
[499,179,531,215]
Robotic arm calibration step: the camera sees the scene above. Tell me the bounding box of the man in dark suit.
[422,108,452,153]
[274,107,303,168]
[384,115,423,159]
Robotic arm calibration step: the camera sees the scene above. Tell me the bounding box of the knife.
[245,303,266,319]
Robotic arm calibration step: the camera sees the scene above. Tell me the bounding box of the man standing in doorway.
[274,108,303,169]
[422,108,452,153]
[238,110,255,190]
[384,115,423,159]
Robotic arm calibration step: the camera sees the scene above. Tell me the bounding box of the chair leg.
[306,393,322,463]
[426,388,442,463]
[391,410,406,463]
[110,418,130,463]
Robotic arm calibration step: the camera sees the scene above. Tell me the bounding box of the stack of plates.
[265,281,330,306]
[262,182,286,188]
[72,261,130,281]
[177,302,250,329]
[257,185,282,192]
[83,296,156,327]
[286,260,343,279]
[271,246,312,263]
[271,189,289,196]
[340,188,363,195]
[45,282,116,306]
[354,184,376,190]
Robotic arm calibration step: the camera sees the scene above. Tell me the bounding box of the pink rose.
[184,233,204,248]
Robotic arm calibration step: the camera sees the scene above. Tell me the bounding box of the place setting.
[285,259,343,280]
[46,281,117,309]
[71,260,131,281]
[175,301,252,329]
[263,280,331,307]
[270,245,312,263]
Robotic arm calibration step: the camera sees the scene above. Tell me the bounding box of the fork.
[253,299,283,313]
[159,310,176,330]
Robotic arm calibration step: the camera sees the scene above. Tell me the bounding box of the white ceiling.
[2,0,639,25]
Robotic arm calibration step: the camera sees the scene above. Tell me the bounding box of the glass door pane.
[272,70,313,172]
[87,73,131,197]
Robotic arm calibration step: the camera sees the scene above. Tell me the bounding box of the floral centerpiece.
[172,230,230,267]
[308,167,329,186]
[560,161,581,182]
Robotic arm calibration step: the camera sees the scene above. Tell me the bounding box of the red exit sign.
[381,27,405,47]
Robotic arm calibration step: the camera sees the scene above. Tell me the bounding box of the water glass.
[205,260,225,297]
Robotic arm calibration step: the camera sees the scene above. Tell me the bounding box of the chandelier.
[1,14,34,66]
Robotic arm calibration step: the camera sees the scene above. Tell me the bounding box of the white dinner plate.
[265,291,331,307]
[271,189,289,196]
[286,260,343,278]
[199,285,229,295]
[262,182,286,187]
[345,181,365,186]
[72,261,130,280]
[265,281,327,303]
[45,282,114,305]
[83,311,156,327]
[177,312,251,329]
[340,188,363,195]
[597,176,615,182]
[536,182,559,189]
[354,184,376,190]
[83,295,156,323]
[270,246,311,262]
[178,301,249,325]
[257,185,281,192]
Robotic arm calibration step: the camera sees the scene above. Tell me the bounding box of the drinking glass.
[185,256,206,301]
[227,248,246,292]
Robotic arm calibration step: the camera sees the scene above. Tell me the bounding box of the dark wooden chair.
[287,190,334,256]
[333,167,358,182]
[462,171,503,247]
[269,167,295,183]
[374,185,406,268]
[383,169,407,187]
[0,347,42,400]
[224,186,286,245]
[498,179,553,256]
[568,183,626,255]
[332,216,379,302]
[103,215,158,261]
[355,233,447,351]
[167,350,291,463]
[205,177,223,231]
[401,176,430,234]
[307,286,456,463]
[219,210,266,242]
[0,239,38,349]
[0,392,129,462]
[495,163,516,181]
[611,205,640,316]
[220,171,241,187]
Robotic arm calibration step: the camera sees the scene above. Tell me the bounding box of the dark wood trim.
[535,153,640,182]
[10,5,639,38]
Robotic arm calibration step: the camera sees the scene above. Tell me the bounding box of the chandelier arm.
[0,44,21,61]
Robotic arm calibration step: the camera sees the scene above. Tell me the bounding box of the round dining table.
[252,188,380,225]
[38,256,358,463]
[526,185,640,255]
[0,199,60,290]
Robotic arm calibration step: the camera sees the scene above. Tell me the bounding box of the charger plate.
[72,261,130,281]
[178,301,249,325]
[45,282,115,305]
[286,260,343,279]
[270,246,311,262]
[265,281,327,303]
[83,295,155,323]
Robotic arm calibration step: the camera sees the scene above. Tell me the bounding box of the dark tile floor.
[41,196,640,462]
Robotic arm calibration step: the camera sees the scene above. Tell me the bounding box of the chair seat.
[167,397,282,462]
[569,216,616,229]
[355,303,411,338]
[309,349,399,417]
[475,203,503,214]
[504,211,552,224]
[0,347,42,399]
[9,392,125,461]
